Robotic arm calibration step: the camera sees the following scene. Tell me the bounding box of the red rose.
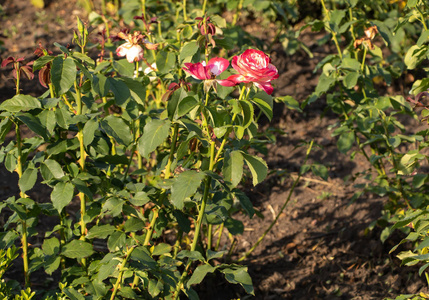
[220,49,279,95]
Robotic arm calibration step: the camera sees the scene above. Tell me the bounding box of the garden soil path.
[0,0,428,299]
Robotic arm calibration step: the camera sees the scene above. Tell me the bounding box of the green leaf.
[43,159,65,179]
[83,117,99,147]
[124,217,145,232]
[42,237,60,256]
[0,118,12,144]
[167,87,188,120]
[19,167,38,194]
[337,131,355,154]
[234,190,254,217]
[16,113,49,140]
[106,77,131,107]
[187,264,216,287]
[100,115,132,146]
[223,150,243,188]
[152,243,172,256]
[0,94,41,112]
[86,224,115,239]
[404,45,424,70]
[311,163,328,180]
[113,59,135,77]
[315,73,335,95]
[156,50,176,74]
[123,77,147,106]
[242,153,268,186]
[343,71,359,89]
[102,197,124,217]
[275,95,302,112]
[138,119,171,159]
[171,170,206,209]
[180,41,199,62]
[252,96,273,121]
[221,266,254,295]
[62,240,94,259]
[129,191,150,206]
[239,100,254,129]
[51,57,77,95]
[225,217,244,235]
[107,231,126,252]
[178,96,199,117]
[51,181,74,213]
[407,0,418,8]
[33,55,54,71]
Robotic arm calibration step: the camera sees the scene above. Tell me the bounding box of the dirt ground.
[1,0,428,299]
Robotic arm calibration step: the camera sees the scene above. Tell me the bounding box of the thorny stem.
[143,208,159,246]
[202,0,207,16]
[15,125,30,288]
[237,140,314,262]
[110,246,136,300]
[75,81,88,268]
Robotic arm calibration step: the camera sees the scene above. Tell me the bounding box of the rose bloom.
[116,31,158,63]
[183,57,234,92]
[222,49,279,95]
[116,43,144,63]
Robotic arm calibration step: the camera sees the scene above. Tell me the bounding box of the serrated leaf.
[100,115,132,146]
[171,171,206,209]
[51,57,77,95]
[178,96,199,117]
[0,118,12,144]
[180,41,199,62]
[42,237,60,256]
[43,159,65,179]
[343,71,359,89]
[187,264,216,287]
[62,240,94,259]
[0,94,41,112]
[19,167,38,194]
[156,50,176,74]
[223,150,243,188]
[106,77,131,107]
[138,119,171,158]
[242,153,268,186]
[252,97,273,121]
[107,231,126,252]
[83,117,99,147]
[221,266,254,295]
[86,224,116,239]
[51,181,74,213]
[276,95,302,112]
[16,113,49,140]
[124,217,145,232]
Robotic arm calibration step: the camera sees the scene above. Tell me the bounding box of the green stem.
[207,224,213,250]
[183,0,187,21]
[232,0,244,26]
[15,125,30,288]
[416,6,428,31]
[201,0,207,15]
[110,246,136,300]
[164,123,179,179]
[214,223,224,251]
[15,62,20,95]
[75,82,88,264]
[174,141,215,299]
[143,208,159,246]
[237,140,314,262]
[360,46,367,73]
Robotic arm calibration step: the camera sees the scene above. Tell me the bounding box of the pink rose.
[183,57,234,92]
[220,49,279,95]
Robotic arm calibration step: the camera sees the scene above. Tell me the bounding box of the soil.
[1,0,428,299]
